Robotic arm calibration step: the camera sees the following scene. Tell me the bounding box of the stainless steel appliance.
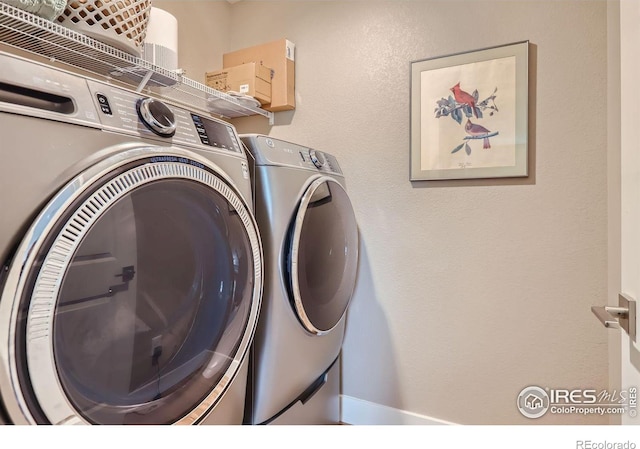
[0,50,262,425]
[240,135,358,425]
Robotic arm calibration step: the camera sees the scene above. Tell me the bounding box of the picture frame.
[410,41,529,181]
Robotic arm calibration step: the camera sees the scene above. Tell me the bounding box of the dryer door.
[0,147,262,425]
[287,177,359,335]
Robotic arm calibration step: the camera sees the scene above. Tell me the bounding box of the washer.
[240,135,359,425]
[0,50,263,425]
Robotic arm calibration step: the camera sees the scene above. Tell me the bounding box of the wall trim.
[340,395,457,425]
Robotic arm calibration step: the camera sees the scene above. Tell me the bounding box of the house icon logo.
[525,394,543,409]
[517,386,550,419]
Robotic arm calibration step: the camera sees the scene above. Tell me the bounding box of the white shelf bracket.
[136,70,153,93]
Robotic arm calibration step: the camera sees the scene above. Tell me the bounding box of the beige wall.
[151,0,232,84]
[163,0,610,424]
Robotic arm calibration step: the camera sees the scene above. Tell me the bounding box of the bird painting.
[435,82,500,155]
[465,119,493,149]
[450,82,479,118]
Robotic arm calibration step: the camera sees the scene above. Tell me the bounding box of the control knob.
[136,98,176,137]
[309,149,326,169]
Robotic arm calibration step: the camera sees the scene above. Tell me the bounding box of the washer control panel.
[86,80,243,154]
[241,134,343,174]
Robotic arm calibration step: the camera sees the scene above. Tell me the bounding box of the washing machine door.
[287,176,359,335]
[0,147,262,425]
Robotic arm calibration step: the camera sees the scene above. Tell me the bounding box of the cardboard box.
[205,62,273,105]
[223,38,295,112]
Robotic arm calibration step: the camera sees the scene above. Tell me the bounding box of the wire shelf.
[0,3,274,123]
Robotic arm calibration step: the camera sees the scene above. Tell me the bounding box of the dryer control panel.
[240,134,343,175]
[86,81,243,154]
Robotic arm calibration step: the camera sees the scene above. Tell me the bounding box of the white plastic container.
[142,7,178,70]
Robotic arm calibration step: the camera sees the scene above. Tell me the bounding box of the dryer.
[240,135,359,425]
[0,51,263,425]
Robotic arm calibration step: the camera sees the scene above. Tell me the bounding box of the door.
[618,0,640,425]
[286,176,359,335]
[0,147,262,425]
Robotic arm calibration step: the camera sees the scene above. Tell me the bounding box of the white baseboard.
[340,395,457,425]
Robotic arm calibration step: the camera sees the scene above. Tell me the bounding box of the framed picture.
[410,41,529,181]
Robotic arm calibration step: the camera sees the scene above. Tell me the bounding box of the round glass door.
[0,149,262,425]
[287,177,359,335]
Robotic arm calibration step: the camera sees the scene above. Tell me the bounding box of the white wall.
[162,0,610,424]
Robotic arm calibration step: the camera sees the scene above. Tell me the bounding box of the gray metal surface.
[240,134,343,174]
[268,358,341,425]
[0,49,259,425]
[200,359,249,425]
[241,134,354,425]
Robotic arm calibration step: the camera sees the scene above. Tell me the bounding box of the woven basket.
[56,0,152,56]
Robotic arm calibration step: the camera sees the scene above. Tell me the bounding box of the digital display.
[191,114,241,153]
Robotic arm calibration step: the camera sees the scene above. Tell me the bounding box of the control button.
[309,149,326,169]
[96,93,112,115]
[195,124,209,146]
[265,138,275,148]
[136,97,176,137]
[192,114,211,145]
